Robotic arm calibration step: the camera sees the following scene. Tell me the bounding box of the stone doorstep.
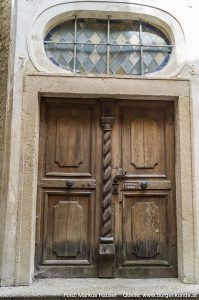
[0,278,199,299]
[0,298,198,300]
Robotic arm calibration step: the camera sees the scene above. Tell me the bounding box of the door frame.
[15,75,195,285]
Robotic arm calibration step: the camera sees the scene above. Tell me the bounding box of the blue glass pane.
[110,20,140,45]
[45,43,74,70]
[142,22,171,46]
[143,46,171,73]
[110,45,141,75]
[76,44,107,74]
[44,21,74,43]
[77,19,107,44]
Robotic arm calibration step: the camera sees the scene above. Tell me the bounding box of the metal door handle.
[66,180,74,188]
[140,181,148,190]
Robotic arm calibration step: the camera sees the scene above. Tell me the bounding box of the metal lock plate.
[112,183,119,194]
[124,182,140,190]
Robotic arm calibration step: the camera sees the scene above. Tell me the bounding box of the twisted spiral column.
[101,129,112,237]
[100,116,114,243]
[99,105,115,277]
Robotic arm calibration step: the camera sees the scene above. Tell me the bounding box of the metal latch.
[112,183,119,194]
[112,170,127,194]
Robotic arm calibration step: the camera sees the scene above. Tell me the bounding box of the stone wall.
[0,0,11,187]
[0,0,11,285]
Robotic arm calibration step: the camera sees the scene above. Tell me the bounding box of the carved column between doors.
[99,101,115,278]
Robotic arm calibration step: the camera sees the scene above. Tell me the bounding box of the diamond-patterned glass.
[44,21,74,43]
[143,46,171,73]
[77,19,107,44]
[142,22,170,46]
[76,44,107,74]
[110,20,140,45]
[44,18,172,75]
[110,45,141,75]
[45,43,74,70]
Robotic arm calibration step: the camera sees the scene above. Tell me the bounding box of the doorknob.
[140,181,148,190]
[66,180,74,188]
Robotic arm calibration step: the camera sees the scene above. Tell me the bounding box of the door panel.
[35,99,101,278]
[122,193,169,263]
[113,101,177,278]
[43,190,93,265]
[46,103,94,177]
[121,108,165,176]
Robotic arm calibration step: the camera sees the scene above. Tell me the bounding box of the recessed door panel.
[42,191,93,264]
[122,193,169,263]
[121,109,166,177]
[46,104,94,177]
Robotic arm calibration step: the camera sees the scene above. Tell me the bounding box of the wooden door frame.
[15,75,195,285]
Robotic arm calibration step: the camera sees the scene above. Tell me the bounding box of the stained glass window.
[44,18,172,75]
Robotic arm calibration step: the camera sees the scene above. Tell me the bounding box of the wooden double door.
[35,98,177,278]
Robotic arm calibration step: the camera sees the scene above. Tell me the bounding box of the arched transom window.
[44,18,172,75]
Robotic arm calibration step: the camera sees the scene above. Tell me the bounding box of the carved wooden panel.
[43,191,92,264]
[45,104,94,176]
[122,194,168,264]
[131,202,160,258]
[121,109,165,176]
[55,116,84,168]
[131,117,158,169]
[53,202,82,257]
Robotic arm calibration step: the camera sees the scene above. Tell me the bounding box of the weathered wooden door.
[35,98,177,278]
[35,98,102,278]
[112,100,177,278]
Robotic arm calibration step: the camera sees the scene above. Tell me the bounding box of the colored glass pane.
[110,20,140,45]
[44,19,172,75]
[110,45,141,75]
[76,44,107,74]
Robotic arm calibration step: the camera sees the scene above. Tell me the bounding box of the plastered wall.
[0,0,11,285]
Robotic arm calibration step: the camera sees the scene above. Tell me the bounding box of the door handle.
[66,180,74,188]
[112,170,127,194]
[140,181,148,190]
[64,180,96,189]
